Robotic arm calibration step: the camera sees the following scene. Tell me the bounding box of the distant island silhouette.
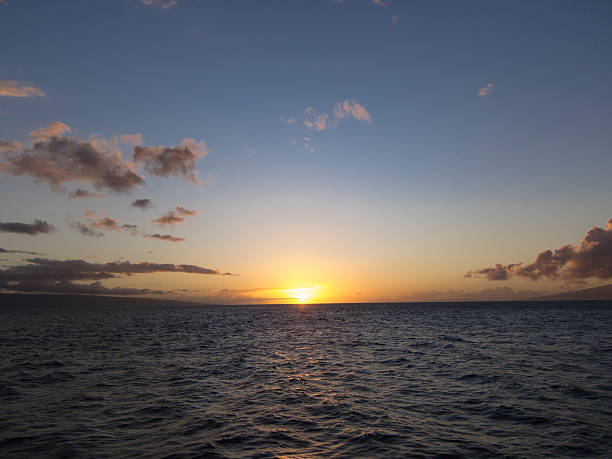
[2,284,612,308]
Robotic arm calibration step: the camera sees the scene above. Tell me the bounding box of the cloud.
[71,221,104,238]
[145,233,185,243]
[0,122,145,194]
[371,0,387,6]
[68,188,103,199]
[30,121,71,142]
[71,210,184,242]
[478,83,494,96]
[0,247,43,255]
[333,100,372,124]
[139,0,177,9]
[304,112,330,132]
[304,100,372,131]
[2,124,209,195]
[119,134,144,146]
[0,141,24,154]
[0,220,56,236]
[133,138,208,183]
[130,198,154,210]
[281,116,296,125]
[392,16,399,27]
[0,80,46,98]
[467,218,612,281]
[0,257,233,295]
[90,217,122,231]
[153,206,196,226]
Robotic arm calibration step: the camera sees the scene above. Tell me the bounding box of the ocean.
[1,300,611,457]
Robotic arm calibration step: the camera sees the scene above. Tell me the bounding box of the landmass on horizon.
[2,283,612,308]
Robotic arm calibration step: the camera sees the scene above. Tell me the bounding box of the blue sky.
[1,0,611,302]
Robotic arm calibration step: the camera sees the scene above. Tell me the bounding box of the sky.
[1,0,611,303]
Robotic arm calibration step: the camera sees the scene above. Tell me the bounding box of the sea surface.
[1,300,611,458]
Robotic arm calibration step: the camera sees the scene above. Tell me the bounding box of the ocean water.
[1,301,611,458]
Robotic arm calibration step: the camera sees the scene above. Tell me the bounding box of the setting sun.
[287,286,320,303]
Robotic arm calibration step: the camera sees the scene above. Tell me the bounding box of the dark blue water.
[1,301,611,458]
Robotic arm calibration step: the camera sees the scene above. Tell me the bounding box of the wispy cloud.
[68,188,103,199]
[304,100,372,131]
[71,221,104,238]
[0,80,46,98]
[478,82,494,96]
[281,116,296,125]
[392,16,399,27]
[153,206,196,226]
[0,257,232,295]
[138,0,177,9]
[371,0,387,6]
[71,210,185,243]
[119,133,144,146]
[0,220,56,236]
[466,217,612,281]
[0,247,44,256]
[145,233,185,243]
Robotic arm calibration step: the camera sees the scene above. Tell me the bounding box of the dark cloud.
[71,222,104,238]
[0,140,23,153]
[0,134,144,193]
[133,139,208,183]
[0,247,43,255]
[0,257,233,295]
[71,211,183,242]
[153,206,196,226]
[467,218,612,281]
[145,233,185,243]
[464,263,521,281]
[90,217,121,231]
[0,220,56,235]
[130,198,154,210]
[2,123,209,194]
[68,188,102,199]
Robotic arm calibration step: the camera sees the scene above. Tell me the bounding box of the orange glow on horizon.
[285,285,320,304]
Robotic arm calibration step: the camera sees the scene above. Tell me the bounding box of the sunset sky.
[1,0,611,303]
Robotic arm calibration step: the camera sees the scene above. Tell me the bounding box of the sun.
[288,286,319,304]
